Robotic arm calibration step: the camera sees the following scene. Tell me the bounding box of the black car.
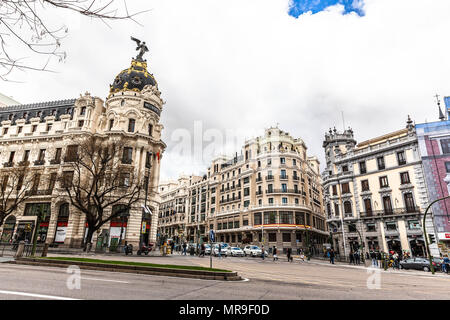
[400,257,437,272]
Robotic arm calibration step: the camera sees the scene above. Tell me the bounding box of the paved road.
[0,254,449,300]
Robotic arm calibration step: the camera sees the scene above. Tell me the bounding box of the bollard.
[41,243,49,257]
[15,241,25,258]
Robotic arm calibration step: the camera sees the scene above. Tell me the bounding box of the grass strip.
[37,257,232,273]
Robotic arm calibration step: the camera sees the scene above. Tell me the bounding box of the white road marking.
[81,277,129,283]
[0,289,81,300]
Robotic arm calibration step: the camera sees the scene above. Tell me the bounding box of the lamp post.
[422,195,450,275]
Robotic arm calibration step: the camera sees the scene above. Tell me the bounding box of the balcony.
[360,206,420,218]
[34,160,45,166]
[121,158,133,165]
[50,159,61,165]
[279,175,288,180]
[256,177,263,183]
[25,189,53,196]
[18,161,30,166]
[255,190,264,196]
[293,176,299,181]
[265,175,274,181]
[266,189,301,194]
[3,162,13,168]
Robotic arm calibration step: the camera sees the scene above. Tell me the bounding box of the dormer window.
[8,114,13,121]
[51,109,57,116]
[109,119,114,130]
[37,111,42,118]
[80,107,86,116]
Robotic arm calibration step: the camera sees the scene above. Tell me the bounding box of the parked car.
[204,244,211,255]
[225,247,245,257]
[243,245,268,257]
[400,257,438,272]
[212,243,229,256]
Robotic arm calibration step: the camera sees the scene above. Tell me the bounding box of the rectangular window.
[61,171,74,188]
[366,223,376,232]
[408,220,420,229]
[446,162,450,173]
[32,125,37,132]
[148,124,153,136]
[292,159,296,166]
[254,212,262,225]
[8,151,15,163]
[386,222,397,231]
[269,233,277,242]
[364,199,372,214]
[122,147,133,164]
[243,219,248,226]
[47,123,52,131]
[282,233,291,242]
[23,150,30,162]
[397,151,406,165]
[404,193,415,212]
[332,185,337,195]
[359,161,367,174]
[109,119,114,130]
[341,182,350,194]
[361,180,370,192]
[78,120,84,127]
[342,165,348,172]
[379,176,389,188]
[48,172,57,191]
[441,139,450,154]
[243,177,250,184]
[377,157,385,170]
[244,200,250,208]
[400,172,410,184]
[65,145,78,162]
[280,157,285,164]
[383,196,393,214]
[18,126,22,134]
[244,187,250,196]
[54,148,62,162]
[38,149,46,162]
[128,119,135,132]
[280,212,293,224]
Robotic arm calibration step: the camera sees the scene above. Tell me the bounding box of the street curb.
[11,258,242,281]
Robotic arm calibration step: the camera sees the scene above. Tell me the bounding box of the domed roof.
[110,59,157,94]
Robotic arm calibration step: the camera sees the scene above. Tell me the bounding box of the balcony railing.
[18,161,30,166]
[265,175,274,181]
[3,162,13,168]
[279,175,288,180]
[266,189,301,194]
[25,189,53,196]
[34,159,45,166]
[50,159,61,165]
[360,206,420,218]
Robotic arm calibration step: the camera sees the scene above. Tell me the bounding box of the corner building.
[0,55,166,248]
[322,118,439,259]
[158,127,328,253]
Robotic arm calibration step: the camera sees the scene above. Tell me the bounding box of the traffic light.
[429,234,436,244]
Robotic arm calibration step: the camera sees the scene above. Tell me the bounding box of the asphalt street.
[0,254,449,300]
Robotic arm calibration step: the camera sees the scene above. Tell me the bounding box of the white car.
[204,244,211,255]
[212,243,229,256]
[243,245,268,257]
[225,247,245,257]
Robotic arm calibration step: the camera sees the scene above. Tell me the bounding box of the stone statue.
[131,36,149,61]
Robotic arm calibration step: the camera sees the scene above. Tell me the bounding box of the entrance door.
[387,239,402,255]
[409,239,425,257]
[383,196,393,214]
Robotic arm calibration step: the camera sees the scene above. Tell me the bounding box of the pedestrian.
[200,242,205,257]
[329,248,335,264]
[218,243,222,258]
[442,255,449,274]
[376,251,382,268]
[370,250,377,267]
[287,247,293,262]
[171,241,175,254]
[349,251,354,264]
[273,246,278,261]
[182,242,187,255]
[355,251,360,265]
[261,245,265,260]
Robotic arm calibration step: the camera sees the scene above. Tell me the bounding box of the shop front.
[409,237,426,257]
[386,237,402,255]
[1,215,16,243]
[53,203,70,244]
[23,203,51,243]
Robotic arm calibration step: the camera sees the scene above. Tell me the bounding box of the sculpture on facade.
[131,36,149,61]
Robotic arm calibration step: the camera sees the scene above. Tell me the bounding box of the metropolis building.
[158,127,328,253]
[0,50,166,248]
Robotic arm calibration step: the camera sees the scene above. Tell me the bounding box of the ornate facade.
[322,118,439,259]
[158,127,328,253]
[0,54,166,249]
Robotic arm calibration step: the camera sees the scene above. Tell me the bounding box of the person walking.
[370,250,377,267]
[171,241,175,254]
[182,242,187,255]
[376,251,382,268]
[442,255,449,274]
[355,251,360,265]
[261,245,265,260]
[329,249,335,264]
[287,247,293,262]
[218,243,222,259]
[349,251,355,265]
[273,246,278,261]
[200,242,205,257]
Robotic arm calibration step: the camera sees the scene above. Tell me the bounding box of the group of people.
[349,250,362,265]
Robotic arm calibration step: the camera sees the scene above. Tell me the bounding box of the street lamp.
[423,195,450,275]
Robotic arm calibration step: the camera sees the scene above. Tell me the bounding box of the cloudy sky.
[2,0,450,181]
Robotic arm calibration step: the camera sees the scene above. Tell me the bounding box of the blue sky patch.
[288,0,365,17]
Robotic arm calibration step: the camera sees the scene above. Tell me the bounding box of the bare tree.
[0,163,33,228]
[0,0,148,81]
[59,135,142,251]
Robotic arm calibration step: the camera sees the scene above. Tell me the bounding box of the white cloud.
[2,0,450,180]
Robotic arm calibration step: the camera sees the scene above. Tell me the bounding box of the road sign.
[209,230,215,242]
[141,222,146,234]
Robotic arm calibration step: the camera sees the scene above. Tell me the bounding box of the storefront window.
[408,220,421,229]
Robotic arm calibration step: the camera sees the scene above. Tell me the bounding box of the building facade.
[416,97,450,255]
[322,118,439,259]
[158,127,328,253]
[0,54,166,249]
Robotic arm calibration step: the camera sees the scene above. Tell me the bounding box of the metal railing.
[360,206,420,217]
